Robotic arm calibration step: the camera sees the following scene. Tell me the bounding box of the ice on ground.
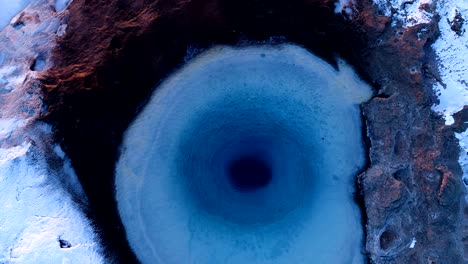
[0,133,104,263]
[0,0,32,30]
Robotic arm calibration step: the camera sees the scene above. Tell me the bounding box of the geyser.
[115,44,373,264]
[227,155,272,191]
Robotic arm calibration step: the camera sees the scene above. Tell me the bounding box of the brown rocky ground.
[36,0,466,263]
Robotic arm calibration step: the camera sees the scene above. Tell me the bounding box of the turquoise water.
[115,44,373,264]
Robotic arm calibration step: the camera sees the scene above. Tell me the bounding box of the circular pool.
[115,44,372,264]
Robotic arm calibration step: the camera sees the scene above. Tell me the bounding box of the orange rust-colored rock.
[356,1,464,262]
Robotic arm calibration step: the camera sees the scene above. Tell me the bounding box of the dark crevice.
[373,92,392,99]
[354,104,373,264]
[12,21,25,29]
[379,230,398,251]
[30,55,46,71]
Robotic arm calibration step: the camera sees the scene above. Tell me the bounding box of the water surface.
[115,44,373,264]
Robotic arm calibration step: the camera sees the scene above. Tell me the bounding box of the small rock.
[449,10,465,36]
[58,238,72,249]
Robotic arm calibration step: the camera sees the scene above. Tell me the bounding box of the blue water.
[115,44,373,264]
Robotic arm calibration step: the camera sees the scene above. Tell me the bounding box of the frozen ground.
[0,131,104,263]
[430,0,468,192]
[431,0,468,126]
[372,1,467,123]
[0,0,103,263]
[0,111,104,263]
[373,0,468,192]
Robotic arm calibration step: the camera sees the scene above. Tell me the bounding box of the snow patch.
[373,0,434,27]
[0,119,24,139]
[0,142,30,166]
[0,139,104,263]
[409,237,417,248]
[372,0,392,16]
[0,65,26,93]
[431,0,468,126]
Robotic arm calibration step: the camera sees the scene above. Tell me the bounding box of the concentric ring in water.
[115,44,372,264]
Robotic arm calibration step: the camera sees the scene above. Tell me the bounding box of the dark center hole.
[379,230,397,251]
[227,156,272,191]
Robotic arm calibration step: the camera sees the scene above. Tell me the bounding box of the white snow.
[373,0,434,27]
[0,138,104,263]
[0,119,24,140]
[372,0,392,16]
[372,1,467,126]
[431,0,468,126]
[409,237,417,248]
[0,0,32,30]
[429,0,468,200]
[0,142,30,166]
[0,65,26,93]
